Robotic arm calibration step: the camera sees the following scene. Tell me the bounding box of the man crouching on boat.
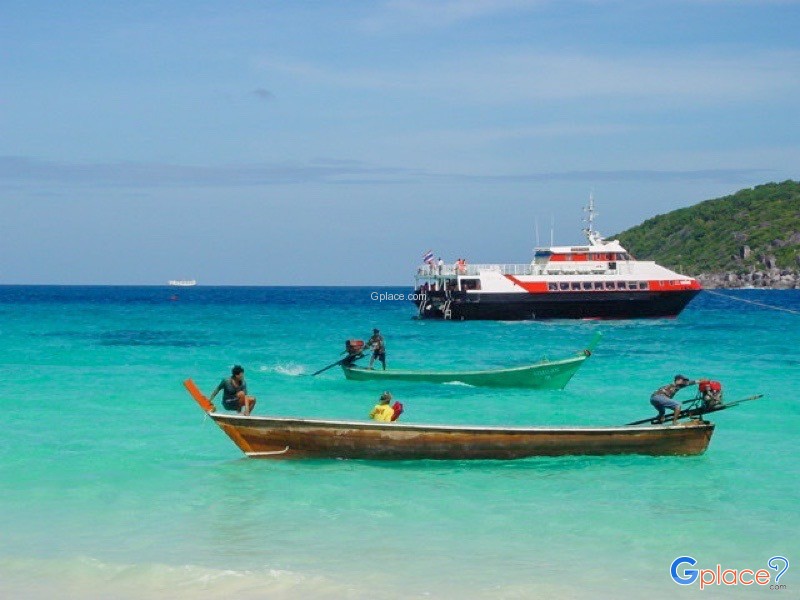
[650,375,696,424]
[209,365,256,416]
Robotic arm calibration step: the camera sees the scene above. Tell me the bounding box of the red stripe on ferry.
[504,276,549,293]
[549,254,588,262]
[647,279,702,291]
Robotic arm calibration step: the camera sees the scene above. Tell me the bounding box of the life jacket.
[391,402,404,421]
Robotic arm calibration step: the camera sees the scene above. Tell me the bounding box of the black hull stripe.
[414,290,700,320]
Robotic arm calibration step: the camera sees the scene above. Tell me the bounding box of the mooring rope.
[704,289,800,315]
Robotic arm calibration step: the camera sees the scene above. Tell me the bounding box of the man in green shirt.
[650,374,696,424]
[209,365,256,416]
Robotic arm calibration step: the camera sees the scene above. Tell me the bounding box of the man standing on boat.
[650,375,696,424]
[209,365,256,416]
[367,328,387,370]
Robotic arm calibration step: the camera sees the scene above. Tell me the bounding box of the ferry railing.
[415,263,623,278]
[415,263,536,277]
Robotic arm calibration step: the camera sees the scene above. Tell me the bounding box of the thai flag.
[422,250,434,264]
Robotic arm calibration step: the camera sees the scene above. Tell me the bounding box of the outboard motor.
[698,379,723,409]
[342,339,366,366]
[345,339,365,355]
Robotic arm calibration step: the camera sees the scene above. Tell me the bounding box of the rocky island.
[614,181,800,289]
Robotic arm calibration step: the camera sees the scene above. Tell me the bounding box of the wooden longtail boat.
[184,380,714,460]
[339,335,601,389]
[341,353,588,389]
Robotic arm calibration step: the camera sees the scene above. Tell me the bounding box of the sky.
[1,0,799,285]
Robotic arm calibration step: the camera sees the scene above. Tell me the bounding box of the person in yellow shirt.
[369,391,395,422]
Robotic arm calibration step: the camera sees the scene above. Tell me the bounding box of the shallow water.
[0,286,797,598]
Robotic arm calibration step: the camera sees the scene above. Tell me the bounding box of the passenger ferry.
[413,198,701,320]
[167,279,197,287]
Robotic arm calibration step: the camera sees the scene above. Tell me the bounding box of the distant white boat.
[168,279,197,287]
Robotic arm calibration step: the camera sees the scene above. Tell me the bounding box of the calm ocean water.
[0,286,798,599]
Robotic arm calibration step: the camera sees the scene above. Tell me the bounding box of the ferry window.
[605,282,616,290]
[582,282,593,290]
[593,282,603,290]
[461,278,481,291]
[639,282,648,290]
[559,282,569,291]
[627,281,638,290]
[570,282,581,291]
[548,283,557,291]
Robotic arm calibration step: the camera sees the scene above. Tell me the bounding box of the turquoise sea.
[1,286,798,599]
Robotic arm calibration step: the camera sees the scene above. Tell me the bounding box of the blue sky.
[2,0,799,285]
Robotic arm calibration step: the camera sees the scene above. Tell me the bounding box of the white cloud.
[362,1,800,32]
[362,0,548,30]
[0,156,772,188]
[391,123,637,147]
[259,48,800,106]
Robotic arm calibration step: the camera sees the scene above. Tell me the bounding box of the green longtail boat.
[341,334,600,389]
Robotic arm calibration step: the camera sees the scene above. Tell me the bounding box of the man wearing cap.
[650,375,696,424]
[367,328,386,370]
[369,391,396,422]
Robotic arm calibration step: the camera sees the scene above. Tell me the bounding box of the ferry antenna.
[583,191,602,244]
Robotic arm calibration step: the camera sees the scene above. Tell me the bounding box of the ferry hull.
[415,289,700,320]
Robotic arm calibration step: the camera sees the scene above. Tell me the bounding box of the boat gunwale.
[341,353,587,378]
[210,412,713,435]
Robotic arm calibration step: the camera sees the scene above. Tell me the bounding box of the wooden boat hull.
[341,354,588,389]
[207,414,715,460]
